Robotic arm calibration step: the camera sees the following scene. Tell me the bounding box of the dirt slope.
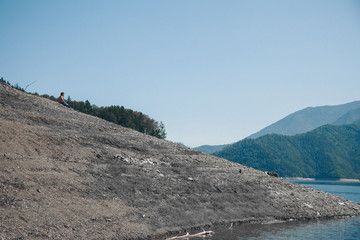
[1,82,359,239]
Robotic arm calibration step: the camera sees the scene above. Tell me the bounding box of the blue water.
[187,180,360,240]
[291,180,360,203]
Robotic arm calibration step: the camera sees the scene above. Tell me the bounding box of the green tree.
[3,78,167,140]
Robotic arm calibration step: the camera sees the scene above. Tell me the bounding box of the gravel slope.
[1,82,359,239]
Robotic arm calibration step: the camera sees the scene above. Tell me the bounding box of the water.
[187,180,360,240]
[291,180,360,203]
[207,217,360,240]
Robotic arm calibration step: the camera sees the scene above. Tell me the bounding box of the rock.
[266,171,279,177]
[304,203,313,209]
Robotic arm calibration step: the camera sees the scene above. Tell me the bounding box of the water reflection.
[207,217,360,240]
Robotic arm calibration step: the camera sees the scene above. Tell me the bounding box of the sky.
[1,0,360,147]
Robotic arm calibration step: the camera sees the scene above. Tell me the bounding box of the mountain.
[1,82,359,239]
[332,107,360,125]
[196,101,360,154]
[214,124,360,179]
[194,144,231,154]
[247,101,360,139]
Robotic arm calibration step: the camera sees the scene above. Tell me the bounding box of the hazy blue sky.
[1,0,360,147]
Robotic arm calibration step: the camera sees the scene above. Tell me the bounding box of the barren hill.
[1,82,359,239]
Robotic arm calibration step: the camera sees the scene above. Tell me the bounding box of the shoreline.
[159,214,360,240]
[285,177,360,182]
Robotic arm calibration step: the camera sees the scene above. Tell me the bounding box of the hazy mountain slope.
[194,144,231,154]
[332,107,360,125]
[247,101,360,139]
[215,124,360,179]
[1,82,359,239]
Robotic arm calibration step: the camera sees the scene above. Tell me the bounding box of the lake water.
[292,180,360,203]
[188,180,360,240]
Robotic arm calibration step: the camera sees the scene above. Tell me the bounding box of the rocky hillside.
[1,82,359,240]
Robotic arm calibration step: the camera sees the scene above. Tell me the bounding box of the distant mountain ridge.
[214,124,360,179]
[210,100,360,179]
[332,107,360,125]
[194,144,231,154]
[195,101,360,154]
[247,101,360,139]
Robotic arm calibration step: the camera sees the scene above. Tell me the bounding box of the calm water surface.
[292,180,360,203]
[186,180,360,240]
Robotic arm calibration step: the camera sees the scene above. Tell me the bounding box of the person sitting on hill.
[57,92,71,108]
